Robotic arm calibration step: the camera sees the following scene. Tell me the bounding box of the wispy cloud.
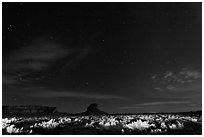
[166,85,177,91]
[151,74,157,79]
[24,88,127,100]
[4,43,70,72]
[165,82,201,92]
[164,71,173,79]
[119,101,190,109]
[151,68,201,84]
[154,87,163,91]
[2,73,20,85]
[9,43,70,61]
[3,40,92,84]
[179,68,201,79]
[140,101,190,106]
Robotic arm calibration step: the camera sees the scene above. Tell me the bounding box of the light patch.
[154,87,163,92]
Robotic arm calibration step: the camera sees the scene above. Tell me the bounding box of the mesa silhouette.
[2,103,108,117]
[2,103,201,117]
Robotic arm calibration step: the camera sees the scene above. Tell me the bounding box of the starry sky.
[2,2,202,113]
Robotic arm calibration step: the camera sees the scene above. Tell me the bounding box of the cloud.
[154,87,163,91]
[24,89,127,100]
[165,81,201,92]
[4,61,48,72]
[179,68,201,79]
[140,101,190,106]
[166,85,177,91]
[4,43,71,72]
[164,71,173,79]
[2,73,20,85]
[151,68,201,93]
[9,44,70,61]
[151,74,157,79]
[3,40,92,84]
[119,101,190,109]
[151,68,201,84]
[119,106,142,109]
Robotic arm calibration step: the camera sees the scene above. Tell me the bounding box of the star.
[7,24,13,30]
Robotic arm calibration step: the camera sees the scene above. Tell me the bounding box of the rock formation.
[3,105,57,116]
[81,103,108,115]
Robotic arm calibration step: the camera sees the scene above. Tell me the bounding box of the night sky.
[3,2,202,113]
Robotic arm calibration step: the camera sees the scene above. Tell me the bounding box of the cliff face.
[3,105,57,116]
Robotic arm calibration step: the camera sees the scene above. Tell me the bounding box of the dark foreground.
[2,113,202,135]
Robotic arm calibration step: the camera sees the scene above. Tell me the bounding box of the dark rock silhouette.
[87,103,98,112]
[3,105,57,117]
[81,103,108,115]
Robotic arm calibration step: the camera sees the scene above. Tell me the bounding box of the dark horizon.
[3,2,202,114]
[2,104,202,114]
